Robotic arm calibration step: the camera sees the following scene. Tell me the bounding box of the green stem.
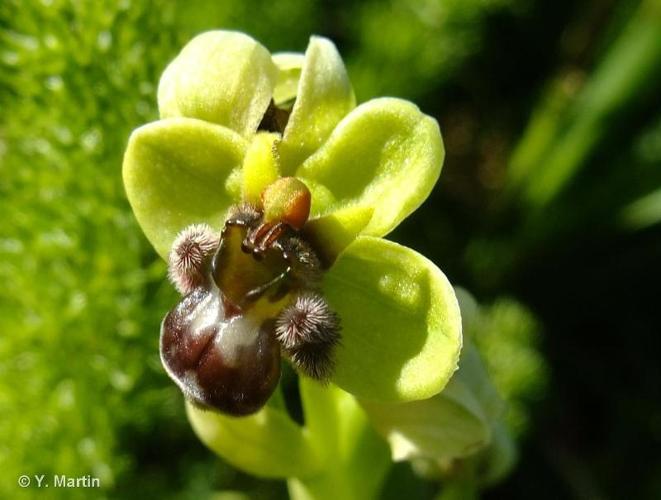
[288,379,391,500]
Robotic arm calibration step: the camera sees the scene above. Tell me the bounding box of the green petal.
[272,52,304,105]
[186,401,320,478]
[302,205,374,267]
[361,387,488,463]
[122,118,247,259]
[361,343,502,463]
[297,98,444,236]
[278,36,356,174]
[241,132,280,205]
[157,30,277,136]
[324,236,462,401]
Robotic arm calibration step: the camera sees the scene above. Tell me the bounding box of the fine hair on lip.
[168,223,219,295]
[275,291,341,382]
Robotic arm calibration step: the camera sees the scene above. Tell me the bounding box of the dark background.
[1,0,660,498]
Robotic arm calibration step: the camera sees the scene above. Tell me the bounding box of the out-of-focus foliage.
[0,1,312,498]
[2,0,661,499]
[346,0,529,100]
[467,297,547,437]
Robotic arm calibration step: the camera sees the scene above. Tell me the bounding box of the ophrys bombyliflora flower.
[123,30,462,416]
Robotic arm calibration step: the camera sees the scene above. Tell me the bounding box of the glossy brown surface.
[160,287,281,416]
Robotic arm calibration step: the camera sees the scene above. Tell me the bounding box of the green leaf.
[454,286,481,335]
[186,401,320,479]
[158,30,277,136]
[297,98,444,237]
[451,342,504,423]
[122,117,247,259]
[272,52,304,105]
[323,236,462,402]
[279,36,356,174]
[477,421,517,486]
[361,343,502,463]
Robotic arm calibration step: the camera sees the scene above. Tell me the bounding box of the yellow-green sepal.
[158,30,277,137]
[323,236,462,402]
[122,117,246,259]
[186,401,320,478]
[297,98,444,237]
[278,36,356,173]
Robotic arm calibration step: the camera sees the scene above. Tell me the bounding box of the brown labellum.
[160,287,281,416]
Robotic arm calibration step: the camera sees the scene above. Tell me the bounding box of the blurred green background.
[1,0,660,498]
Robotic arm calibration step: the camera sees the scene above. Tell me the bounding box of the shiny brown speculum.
[160,287,282,416]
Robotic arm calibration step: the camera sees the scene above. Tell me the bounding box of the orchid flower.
[123,30,467,499]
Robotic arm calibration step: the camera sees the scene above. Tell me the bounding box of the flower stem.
[288,379,391,500]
